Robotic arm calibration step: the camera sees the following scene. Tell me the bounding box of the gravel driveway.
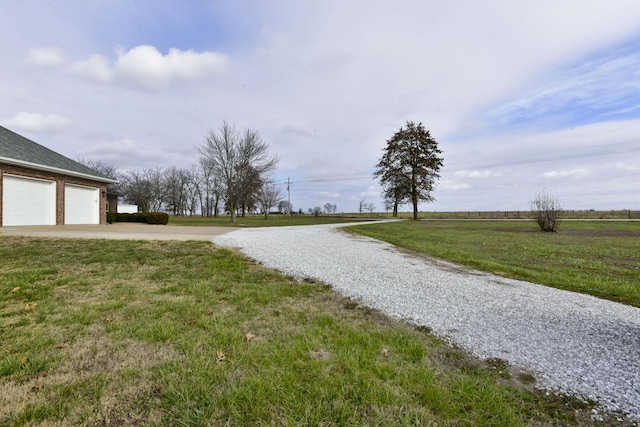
[212,222,640,424]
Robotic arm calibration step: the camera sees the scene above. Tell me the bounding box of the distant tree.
[323,203,337,214]
[531,190,562,232]
[374,121,443,220]
[164,165,200,216]
[236,163,262,217]
[197,121,279,223]
[365,202,376,215]
[164,165,193,216]
[312,206,322,217]
[256,181,283,219]
[76,155,121,195]
[197,157,222,217]
[120,167,165,212]
[184,164,201,216]
[278,200,292,215]
[359,199,366,214]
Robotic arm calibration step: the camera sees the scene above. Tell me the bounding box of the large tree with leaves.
[374,121,443,220]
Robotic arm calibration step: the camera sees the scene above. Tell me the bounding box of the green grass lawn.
[0,236,615,426]
[348,220,640,307]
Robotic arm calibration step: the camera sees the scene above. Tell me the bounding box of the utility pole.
[287,177,291,217]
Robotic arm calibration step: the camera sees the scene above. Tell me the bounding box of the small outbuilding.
[0,125,117,226]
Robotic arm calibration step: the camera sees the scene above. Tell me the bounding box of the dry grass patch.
[1,323,177,425]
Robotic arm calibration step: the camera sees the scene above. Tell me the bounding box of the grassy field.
[0,236,620,426]
[348,220,640,307]
[417,210,640,220]
[165,209,640,225]
[168,214,372,227]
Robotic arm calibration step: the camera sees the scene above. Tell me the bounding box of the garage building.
[0,125,116,226]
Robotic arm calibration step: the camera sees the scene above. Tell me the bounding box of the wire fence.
[418,210,640,220]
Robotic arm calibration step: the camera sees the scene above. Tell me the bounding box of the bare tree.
[531,190,562,232]
[374,121,443,220]
[312,206,322,217]
[76,155,121,195]
[197,157,222,217]
[184,164,201,216]
[164,166,191,216]
[197,122,278,223]
[163,165,200,216]
[323,203,337,214]
[256,181,283,219]
[365,202,376,215]
[120,167,165,212]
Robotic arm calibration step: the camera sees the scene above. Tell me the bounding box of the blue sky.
[1,1,639,212]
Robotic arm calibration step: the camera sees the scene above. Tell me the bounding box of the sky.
[1,0,639,213]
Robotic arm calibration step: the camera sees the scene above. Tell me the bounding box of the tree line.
[85,120,447,222]
[82,121,285,223]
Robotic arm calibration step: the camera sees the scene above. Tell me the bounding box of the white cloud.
[26,47,66,67]
[71,54,113,83]
[542,169,589,179]
[78,138,168,170]
[114,45,228,90]
[69,45,228,90]
[609,161,640,172]
[360,186,380,199]
[316,191,340,199]
[4,112,72,133]
[80,138,137,157]
[440,181,471,191]
[453,170,502,179]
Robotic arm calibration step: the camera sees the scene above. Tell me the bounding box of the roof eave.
[0,156,118,184]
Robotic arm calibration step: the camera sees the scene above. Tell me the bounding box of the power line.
[277,175,372,185]
[447,142,640,170]
[277,141,639,184]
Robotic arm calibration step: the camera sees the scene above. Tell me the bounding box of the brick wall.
[0,163,109,226]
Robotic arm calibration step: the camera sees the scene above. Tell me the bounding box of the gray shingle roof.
[0,125,114,183]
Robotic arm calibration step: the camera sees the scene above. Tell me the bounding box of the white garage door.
[2,175,56,226]
[65,184,99,225]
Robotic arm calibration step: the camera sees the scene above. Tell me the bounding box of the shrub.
[110,212,168,225]
[530,190,562,232]
[117,213,141,223]
[146,212,169,225]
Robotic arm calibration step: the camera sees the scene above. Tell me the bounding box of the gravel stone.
[212,222,640,423]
